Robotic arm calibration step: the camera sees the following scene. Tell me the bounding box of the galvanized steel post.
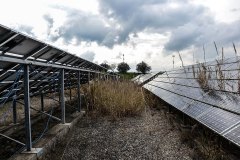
[12,95,17,124]
[77,71,81,112]
[88,72,90,84]
[69,74,72,101]
[24,64,32,151]
[60,69,65,124]
[41,92,44,111]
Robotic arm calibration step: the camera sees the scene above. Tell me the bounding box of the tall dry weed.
[82,80,145,119]
[197,64,211,91]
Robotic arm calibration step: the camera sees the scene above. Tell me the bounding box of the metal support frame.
[77,71,81,112]
[2,37,26,54]
[43,94,60,103]
[15,99,61,122]
[0,56,105,73]
[69,74,72,101]
[12,95,17,124]
[0,133,25,146]
[0,24,120,156]
[88,72,90,84]
[60,69,65,124]
[0,34,19,47]
[43,94,75,110]
[30,107,61,122]
[23,64,32,151]
[41,91,44,111]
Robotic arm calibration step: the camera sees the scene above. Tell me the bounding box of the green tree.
[100,63,110,70]
[136,61,151,74]
[117,62,130,73]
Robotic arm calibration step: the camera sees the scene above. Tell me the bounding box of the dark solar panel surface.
[132,72,160,85]
[0,24,107,104]
[224,125,240,146]
[143,57,240,146]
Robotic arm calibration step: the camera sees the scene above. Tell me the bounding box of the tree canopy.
[136,61,151,74]
[117,62,130,73]
[100,63,110,70]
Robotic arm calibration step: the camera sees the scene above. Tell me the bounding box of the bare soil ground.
[45,108,196,160]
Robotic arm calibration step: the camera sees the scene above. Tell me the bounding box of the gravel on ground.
[45,108,195,160]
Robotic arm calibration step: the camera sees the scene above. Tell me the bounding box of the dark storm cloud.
[47,6,114,46]
[99,0,240,52]
[59,13,109,44]
[99,0,210,43]
[45,1,240,53]
[48,0,207,47]
[164,20,240,52]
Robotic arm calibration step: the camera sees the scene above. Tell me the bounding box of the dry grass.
[82,80,145,119]
[179,125,230,159]
[197,64,211,92]
[194,131,229,160]
[216,60,225,90]
[0,93,63,126]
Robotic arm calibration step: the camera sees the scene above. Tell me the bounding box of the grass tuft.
[197,64,211,92]
[82,80,145,119]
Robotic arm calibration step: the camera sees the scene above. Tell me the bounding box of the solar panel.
[143,56,240,147]
[132,72,162,85]
[183,102,213,118]
[197,107,240,133]
[224,124,240,146]
[0,24,112,103]
[0,24,121,152]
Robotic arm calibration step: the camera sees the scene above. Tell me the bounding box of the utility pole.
[123,53,125,63]
[172,55,175,69]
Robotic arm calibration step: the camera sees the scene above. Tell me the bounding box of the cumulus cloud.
[165,20,240,53]
[43,14,54,29]
[99,0,211,45]
[98,0,240,53]
[41,0,240,57]
[43,14,54,36]
[115,52,122,59]
[45,6,115,47]
[14,25,35,37]
[80,51,96,62]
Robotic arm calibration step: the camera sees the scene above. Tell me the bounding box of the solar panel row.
[0,24,118,104]
[143,58,240,147]
[131,72,163,85]
[0,24,118,152]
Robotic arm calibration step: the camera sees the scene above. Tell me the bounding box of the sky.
[0,0,240,71]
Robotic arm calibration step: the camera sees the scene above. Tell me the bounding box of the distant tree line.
[100,60,151,74]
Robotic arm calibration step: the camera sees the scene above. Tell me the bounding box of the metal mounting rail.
[0,133,25,146]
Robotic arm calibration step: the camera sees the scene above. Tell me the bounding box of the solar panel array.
[144,57,240,146]
[0,24,110,104]
[132,72,162,85]
[0,24,119,153]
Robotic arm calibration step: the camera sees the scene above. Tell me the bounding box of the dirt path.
[45,108,195,160]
